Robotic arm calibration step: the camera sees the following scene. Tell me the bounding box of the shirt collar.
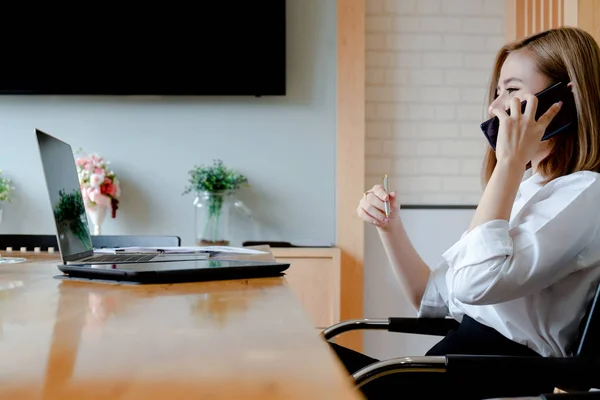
[518,168,545,201]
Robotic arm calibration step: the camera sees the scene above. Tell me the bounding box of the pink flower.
[88,187,100,199]
[89,188,111,207]
[76,151,120,217]
[89,173,105,188]
[81,187,89,201]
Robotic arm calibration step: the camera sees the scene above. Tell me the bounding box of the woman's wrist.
[376,211,403,233]
[468,156,524,230]
[494,156,527,174]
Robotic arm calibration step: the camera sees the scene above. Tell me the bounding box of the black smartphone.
[480,81,578,151]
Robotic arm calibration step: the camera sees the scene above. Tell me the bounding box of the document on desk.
[94,246,269,255]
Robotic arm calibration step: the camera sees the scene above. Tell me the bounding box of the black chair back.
[574,282,600,360]
[0,234,58,251]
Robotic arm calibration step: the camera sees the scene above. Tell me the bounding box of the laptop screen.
[36,130,94,260]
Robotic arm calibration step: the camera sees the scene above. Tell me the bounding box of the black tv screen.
[0,2,286,96]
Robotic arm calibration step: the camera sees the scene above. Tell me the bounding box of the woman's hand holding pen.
[358,178,430,310]
[357,184,397,227]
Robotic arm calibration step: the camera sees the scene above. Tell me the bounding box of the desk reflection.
[41,278,270,398]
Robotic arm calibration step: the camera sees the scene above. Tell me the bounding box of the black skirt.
[328,315,555,399]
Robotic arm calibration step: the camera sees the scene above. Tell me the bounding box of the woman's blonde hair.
[482,27,600,185]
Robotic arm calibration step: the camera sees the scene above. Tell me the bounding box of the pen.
[383,174,390,217]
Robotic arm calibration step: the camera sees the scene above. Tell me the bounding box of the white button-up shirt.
[418,169,600,357]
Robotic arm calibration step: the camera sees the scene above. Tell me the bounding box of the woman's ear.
[567,81,574,92]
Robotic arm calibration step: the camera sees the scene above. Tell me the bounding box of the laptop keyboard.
[81,254,156,262]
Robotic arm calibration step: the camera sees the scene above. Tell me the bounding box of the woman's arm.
[376,217,431,309]
[469,159,525,231]
[357,185,432,309]
[445,171,600,305]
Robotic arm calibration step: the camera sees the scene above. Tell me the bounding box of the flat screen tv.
[0,3,286,96]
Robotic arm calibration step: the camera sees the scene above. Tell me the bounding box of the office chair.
[495,390,600,399]
[0,234,58,251]
[323,283,600,397]
[538,391,600,400]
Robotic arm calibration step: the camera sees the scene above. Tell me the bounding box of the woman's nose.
[488,95,506,117]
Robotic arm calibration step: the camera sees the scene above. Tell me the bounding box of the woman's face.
[489,49,552,115]
[489,49,555,162]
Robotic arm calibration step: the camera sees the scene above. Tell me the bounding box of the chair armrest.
[321,318,390,340]
[388,317,459,335]
[481,392,600,400]
[353,355,599,393]
[445,355,599,391]
[321,317,458,341]
[540,392,600,400]
[352,356,447,389]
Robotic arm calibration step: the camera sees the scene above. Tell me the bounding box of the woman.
[333,27,600,399]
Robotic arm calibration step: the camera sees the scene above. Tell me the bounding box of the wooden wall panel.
[506,0,565,41]
[508,0,599,43]
[336,0,365,352]
[576,0,600,43]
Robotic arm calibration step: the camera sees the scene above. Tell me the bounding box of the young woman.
[333,27,600,399]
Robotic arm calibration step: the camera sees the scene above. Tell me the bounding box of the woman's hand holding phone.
[490,93,562,166]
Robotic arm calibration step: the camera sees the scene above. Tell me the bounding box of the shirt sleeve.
[418,259,450,318]
[443,172,600,306]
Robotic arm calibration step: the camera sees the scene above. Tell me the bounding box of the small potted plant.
[0,170,15,228]
[183,159,248,246]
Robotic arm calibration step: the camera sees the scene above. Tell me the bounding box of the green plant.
[0,170,15,203]
[53,188,93,250]
[183,159,249,195]
[183,160,249,244]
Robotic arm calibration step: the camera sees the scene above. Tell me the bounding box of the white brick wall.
[366,0,505,204]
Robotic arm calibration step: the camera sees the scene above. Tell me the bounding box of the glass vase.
[193,191,232,246]
[87,205,108,235]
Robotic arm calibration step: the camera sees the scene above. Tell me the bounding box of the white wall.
[0,0,337,248]
[363,0,505,359]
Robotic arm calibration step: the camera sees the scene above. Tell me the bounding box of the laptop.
[55,258,290,283]
[35,129,290,282]
[35,129,207,265]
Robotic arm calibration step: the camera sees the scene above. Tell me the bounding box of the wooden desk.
[0,252,362,399]
[272,247,341,329]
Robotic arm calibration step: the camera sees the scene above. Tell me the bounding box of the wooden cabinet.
[272,247,341,329]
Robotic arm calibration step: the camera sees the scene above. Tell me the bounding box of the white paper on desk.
[93,246,269,255]
[201,246,269,254]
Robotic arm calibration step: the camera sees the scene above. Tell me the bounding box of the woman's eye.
[507,88,519,94]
